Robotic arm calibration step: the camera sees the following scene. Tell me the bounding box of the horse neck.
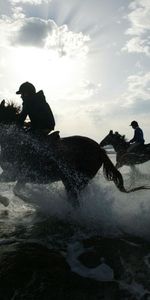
[111,138,127,155]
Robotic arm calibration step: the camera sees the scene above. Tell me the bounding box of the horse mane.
[114,131,128,144]
[0,100,20,123]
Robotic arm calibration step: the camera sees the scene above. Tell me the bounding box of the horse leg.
[60,170,89,207]
[61,175,80,207]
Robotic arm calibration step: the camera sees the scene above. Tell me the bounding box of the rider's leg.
[127,142,140,153]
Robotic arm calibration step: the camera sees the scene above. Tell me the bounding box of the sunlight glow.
[13,47,85,99]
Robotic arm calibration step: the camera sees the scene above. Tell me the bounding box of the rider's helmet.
[16,82,36,95]
[130,120,138,127]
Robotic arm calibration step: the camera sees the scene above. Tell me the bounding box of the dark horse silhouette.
[0,101,149,206]
[100,130,150,169]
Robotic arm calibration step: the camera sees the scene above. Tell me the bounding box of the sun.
[13,46,85,100]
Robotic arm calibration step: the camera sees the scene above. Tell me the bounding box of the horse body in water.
[0,102,149,206]
[100,130,150,169]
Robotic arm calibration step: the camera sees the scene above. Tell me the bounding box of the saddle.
[23,125,60,140]
[48,131,60,144]
[136,144,145,153]
[126,144,145,154]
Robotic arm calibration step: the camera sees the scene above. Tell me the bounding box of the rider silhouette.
[127,120,145,152]
[16,82,55,135]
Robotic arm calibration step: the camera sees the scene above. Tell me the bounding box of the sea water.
[0,152,150,299]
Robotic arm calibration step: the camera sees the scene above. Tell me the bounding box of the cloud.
[87,72,150,122]
[0,15,90,58]
[108,72,150,118]
[45,24,90,57]
[11,17,55,47]
[10,0,50,5]
[79,80,101,99]
[0,0,50,18]
[122,36,150,56]
[127,0,150,35]
[123,0,150,55]
[122,72,150,105]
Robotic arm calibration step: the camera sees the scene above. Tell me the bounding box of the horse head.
[100,130,114,147]
[100,130,128,150]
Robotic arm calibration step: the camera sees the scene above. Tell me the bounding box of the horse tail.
[99,147,150,193]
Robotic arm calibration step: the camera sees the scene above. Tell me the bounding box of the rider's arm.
[17,103,28,125]
[129,131,136,143]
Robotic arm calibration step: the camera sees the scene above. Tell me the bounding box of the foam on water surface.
[0,154,150,299]
[0,154,150,240]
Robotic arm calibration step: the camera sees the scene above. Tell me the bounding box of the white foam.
[0,154,150,240]
[66,241,114,281]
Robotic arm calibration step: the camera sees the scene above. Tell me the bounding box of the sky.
[0,0,150,142]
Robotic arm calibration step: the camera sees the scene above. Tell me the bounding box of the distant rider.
[127,120,145,152]
[16,82,55,136]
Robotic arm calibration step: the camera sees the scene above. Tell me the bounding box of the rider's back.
[24,90,55,131]
[134,127,145,144]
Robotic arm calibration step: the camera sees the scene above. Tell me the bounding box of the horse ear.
[1,100,5,107]
[115,131,119,135]
[109,130,113,134]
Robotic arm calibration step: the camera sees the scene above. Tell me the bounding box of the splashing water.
[0,153,150,299]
